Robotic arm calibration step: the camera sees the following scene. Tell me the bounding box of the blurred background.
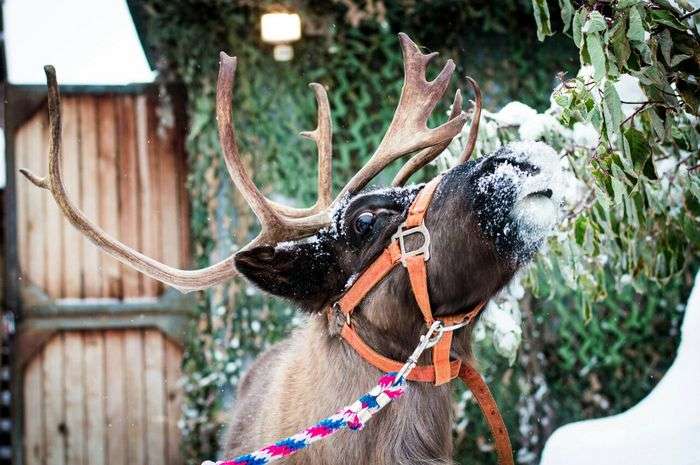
[1,1,698,465]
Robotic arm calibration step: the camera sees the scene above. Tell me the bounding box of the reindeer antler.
[21,34,472,293]
[334,33,468,199]
[392,77,482,186]
[20,58,331,293]
[269,82,333,217]
[20,66,238,292]
[215,53,330,238]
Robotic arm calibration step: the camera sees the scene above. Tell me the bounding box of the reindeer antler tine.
[398,32,435,67]
[268,82,334,218]
[457,76,482,163]
[18,168,49,189]
[216,52,287,231]
[392,88,464,187]
[334,33,467,200]
[424,51,439,62]
[304,82,333,208]
[18,66,58,189]
[452,88,464,116]
[435,59,455,87]
[18,64,242,293]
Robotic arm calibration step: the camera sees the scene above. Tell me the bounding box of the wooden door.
[14,91,191,465]
[22,330,183,465]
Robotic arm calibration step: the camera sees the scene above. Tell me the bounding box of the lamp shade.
[261,12,301,44]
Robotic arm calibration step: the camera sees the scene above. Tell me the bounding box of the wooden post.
[5,84,51,465]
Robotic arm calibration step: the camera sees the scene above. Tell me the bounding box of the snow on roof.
[3,0,155,85]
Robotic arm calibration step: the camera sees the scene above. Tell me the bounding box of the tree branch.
[679,7,700,21]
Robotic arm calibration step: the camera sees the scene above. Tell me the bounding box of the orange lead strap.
[331,176,514,465]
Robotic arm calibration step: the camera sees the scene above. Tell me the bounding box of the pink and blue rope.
[203,373,406,465]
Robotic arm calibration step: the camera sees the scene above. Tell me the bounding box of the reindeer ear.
[234,242,340,307]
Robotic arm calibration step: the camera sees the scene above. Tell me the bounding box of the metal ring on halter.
[332,301,351,326]
[393,318,470,384]
[439,318,470,333]
[394,320,444,382]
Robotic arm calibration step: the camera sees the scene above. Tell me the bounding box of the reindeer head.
[21,34,560,325]
[236,140,561,316]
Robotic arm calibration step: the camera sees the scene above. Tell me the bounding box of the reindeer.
[21,34,562,465]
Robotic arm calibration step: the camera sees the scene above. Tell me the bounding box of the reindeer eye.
[354,212,376,235]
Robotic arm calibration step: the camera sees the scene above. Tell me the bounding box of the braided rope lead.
[203,322,446,465]
[203,373,407,465]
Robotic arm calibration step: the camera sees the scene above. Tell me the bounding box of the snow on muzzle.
[509,141,563,233]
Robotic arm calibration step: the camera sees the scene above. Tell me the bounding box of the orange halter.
[328,175,514,465]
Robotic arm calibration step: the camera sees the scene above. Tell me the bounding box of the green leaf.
[659,29,673,65]
[559,0,575,32]
[677,80,700,114]
[649,108,665,140]
[572,9,585,48]
[609,18,631,67]
[690,176,700,205]
[582,11,608,33]
[624,192,639,230]
[633,40,654,65]
[682,216,700,245]
[611,167,627,208]
[589,106,604,131]
[593,183,611,208]
[624,127,657,179]
[616,0,641,8]
[670,54,692,66]
[580,36,591,64]
[649,10,686,30]
[651,0,683,11]
[581,295,593,323]
[554,91,573,108]
[608,61,621,79]
[587,33,607,80]
[685,190,700,216]
[603,81,624,146]
[575,216,589,245]
[627,7,645,42]
[532,0,553,41]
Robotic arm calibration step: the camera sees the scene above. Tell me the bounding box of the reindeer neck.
[338,290,474,366]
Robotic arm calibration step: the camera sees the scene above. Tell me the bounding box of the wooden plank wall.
[14,93,190,299]
[15,92,190,465]
[22,330,183,465]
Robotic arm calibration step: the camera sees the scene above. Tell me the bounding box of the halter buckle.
[391,222,431,267]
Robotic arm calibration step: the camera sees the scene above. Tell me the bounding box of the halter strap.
[336,176,480,383]
[329,175,513,465]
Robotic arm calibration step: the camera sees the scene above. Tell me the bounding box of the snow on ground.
[541,269,700,465]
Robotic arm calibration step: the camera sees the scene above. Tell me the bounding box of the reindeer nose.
[487,157,540,175]
[513,160,541,175]
[504,142,561,183]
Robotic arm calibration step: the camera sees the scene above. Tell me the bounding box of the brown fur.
[225,154,544,464]
[223,299,462,465]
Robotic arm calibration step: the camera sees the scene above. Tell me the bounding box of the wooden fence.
[15,93,189,299]
[23,329,182,465]
[6,87,194,465]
